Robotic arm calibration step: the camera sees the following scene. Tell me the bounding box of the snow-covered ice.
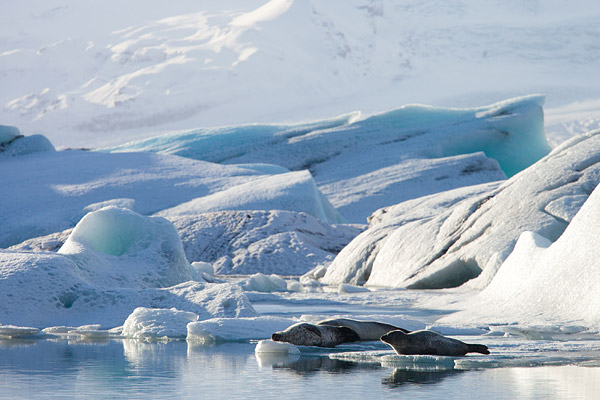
[122,307,199,340]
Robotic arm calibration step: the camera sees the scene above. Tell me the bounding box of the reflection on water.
[2,338,600,400]
[382,368,464,387]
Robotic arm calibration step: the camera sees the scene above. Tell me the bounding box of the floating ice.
[338,283,370,293]
[0,325,40,338]
[239,273,289,292]
[122,307,199,340]
[255,339,300,355]
[187,316,296,342]
[322,129,600,289]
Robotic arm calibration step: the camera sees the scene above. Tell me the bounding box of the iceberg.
[167,209,361,276]
[0,207,256,328]
[187,316,297,342]
[106,96,547,222]
[441,178,600,330]
[322,129,600,289]
[122,307,199,340]
[0,137,335,248]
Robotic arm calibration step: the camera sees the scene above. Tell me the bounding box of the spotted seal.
[380,330,490,356]
[317,318,409,340]
[271,322,360,347]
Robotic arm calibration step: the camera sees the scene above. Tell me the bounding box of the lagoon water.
[2,338,600,400]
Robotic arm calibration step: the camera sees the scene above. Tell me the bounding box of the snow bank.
[322,129,600,288]
[441,179,600,330]
[122,307,198,340]
[107,96,546,222]
[167,210,361,276]
[157,170,343,224]
[187,316,296,342]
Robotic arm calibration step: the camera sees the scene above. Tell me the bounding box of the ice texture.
[156,170,343,224]
[167,209,362,276]
[122,307,199,340]
[108,96,548,222]
[322,130,600,289]
[187,316,297,342]
[0,134,55,159]
[58,207,196,288]
[0,144,333,248]
[441,177,600,330]
[0,208,256,328]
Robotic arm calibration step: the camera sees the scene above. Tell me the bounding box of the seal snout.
[271,332,282,342]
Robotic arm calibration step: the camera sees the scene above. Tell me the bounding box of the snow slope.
[1,0,599,148]
[322,129,600,289]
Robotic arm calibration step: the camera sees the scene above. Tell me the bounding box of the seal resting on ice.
[271,318,409,347]
[316,318,409,340]
[380,330,490,356]
[271,322,360,347]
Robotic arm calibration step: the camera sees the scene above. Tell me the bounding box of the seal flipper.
[466,344,490,355]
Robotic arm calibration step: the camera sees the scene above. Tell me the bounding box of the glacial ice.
[122,307,199,340]
[0,142,334,247]
[0,125,20,144]
[58,207,196,288]
[322,130,600,289]
[440,178,600,330]
[187,316,297,343]
[156,170,343,224]
[167,209,361,276]
[107,95,547,222]
[0,208,256,328]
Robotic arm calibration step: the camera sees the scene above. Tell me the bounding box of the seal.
[271,322,360,347]
[317,318,409,341]
[380,330,490,356]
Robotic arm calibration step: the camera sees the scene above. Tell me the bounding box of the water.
[2,338,600,400]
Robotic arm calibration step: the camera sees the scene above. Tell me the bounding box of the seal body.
[380,330,490,356]
[317,318,409,341]
[271,322,360,347]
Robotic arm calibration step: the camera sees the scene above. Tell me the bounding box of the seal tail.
[467,344,490,355]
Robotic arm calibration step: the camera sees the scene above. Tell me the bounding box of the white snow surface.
[441,180,600,330]
[1,1,599,149]
[322,130,600,289]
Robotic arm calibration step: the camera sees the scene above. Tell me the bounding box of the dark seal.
[380,330,490,356]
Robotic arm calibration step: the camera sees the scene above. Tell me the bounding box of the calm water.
[1,338,599,400]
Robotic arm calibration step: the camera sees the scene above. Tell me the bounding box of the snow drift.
[109,95,547,222]
[322,129,600,289]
